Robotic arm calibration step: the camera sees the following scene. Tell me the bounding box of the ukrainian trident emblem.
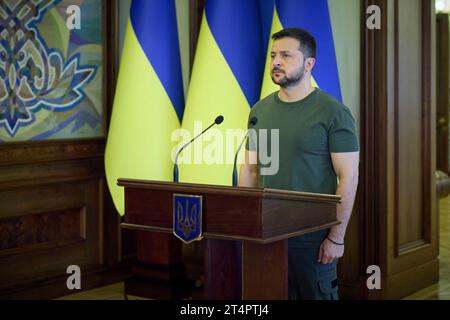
[173,194,203,244]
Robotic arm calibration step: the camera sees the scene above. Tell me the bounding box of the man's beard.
[271,64,305,88]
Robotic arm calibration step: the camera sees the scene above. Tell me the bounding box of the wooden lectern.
[119,178,340,300]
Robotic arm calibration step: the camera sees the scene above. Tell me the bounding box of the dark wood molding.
[360,0,388,298]
[420,0,432,247]
[0,139,105,166]
[436,13,449,173]
[102,0,123,267]
[394,0,433,256]
[393,0,400,256]
[118,178,341,203]
[121,221,339,245]
[0,262,134,300]
[104,0,119,133]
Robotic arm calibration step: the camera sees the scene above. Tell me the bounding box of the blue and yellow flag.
[179,0,269,186]
[105,0,184,215]
[261,0,342,101]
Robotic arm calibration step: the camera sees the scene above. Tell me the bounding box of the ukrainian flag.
[179,0,268,185]
[261,0,342,101]
[105,0,184,215]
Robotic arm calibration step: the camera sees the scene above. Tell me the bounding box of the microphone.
[173,115,224,182]
[232,116,257,187]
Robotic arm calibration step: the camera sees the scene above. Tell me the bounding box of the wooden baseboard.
[383,259,439,299]
[0,260,135,300]
[337,258,439,300]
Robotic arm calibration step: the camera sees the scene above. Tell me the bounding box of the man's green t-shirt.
[246,88,359,247]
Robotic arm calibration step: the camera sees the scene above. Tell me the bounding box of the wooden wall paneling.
[436,13,449,173]
[358,0,389,300]
[102,0,132,267]
[359,0,438,299]
[0,141,105,297]
[387,0,437,276]
[393,0,433,256]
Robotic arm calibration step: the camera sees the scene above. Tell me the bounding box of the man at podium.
[239,28,359,300]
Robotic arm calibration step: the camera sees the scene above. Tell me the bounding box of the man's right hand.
[238,150,258,187]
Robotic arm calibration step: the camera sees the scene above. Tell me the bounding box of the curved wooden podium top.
[118,178,340,244]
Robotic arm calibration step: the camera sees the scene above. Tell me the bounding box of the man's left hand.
[317,238,344,264]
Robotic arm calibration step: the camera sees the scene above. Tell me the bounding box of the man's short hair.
[271,28,316,59]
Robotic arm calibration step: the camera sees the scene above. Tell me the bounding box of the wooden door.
[340,0,439,299]
[353,0,438,299]
[383,0,438,298]
[436,13,449,173]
